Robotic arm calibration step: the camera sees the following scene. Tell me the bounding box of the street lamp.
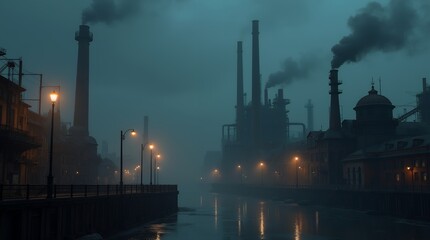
[120,129,136,193]
[149,144,154,185]
[47,91,58,199]
[237,165,243,184]
[294,156,299,188]
[155,154,161,185]
[156,166,160,184]
[259,162,264,184]
[407,166,414,191]
[140,143,149,186]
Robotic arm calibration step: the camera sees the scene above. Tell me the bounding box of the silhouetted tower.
[252,20,261,148]
[305,99,314,132]
[417,78,430,125]
[73,25,93,136]
[236,41,245,142]
[327,69,342,136]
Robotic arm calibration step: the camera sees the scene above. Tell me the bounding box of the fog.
[1,0,429,188]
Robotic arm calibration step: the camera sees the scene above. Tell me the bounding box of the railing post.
[54,185,57,198]
[26,184,30,200]
[116,185,118,195]
[71,185,74,198]
[0,184,3,200]
[107,185,110,196]
[96,184,99,196]
[85,185,87,197]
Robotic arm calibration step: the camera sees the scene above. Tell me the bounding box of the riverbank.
[212,183,430,221]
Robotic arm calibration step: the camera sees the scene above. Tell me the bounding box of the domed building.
[353,85,398,149]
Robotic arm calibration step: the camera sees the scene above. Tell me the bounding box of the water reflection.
[294,214,302,240]
[214,194,218,230]
[237,203,242,237]
[259,201,265,239]
[114,191,430,240]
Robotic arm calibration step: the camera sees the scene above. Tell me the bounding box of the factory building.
[0,25,102,185]
[0,58,46,184]
[219,20,430,190]
[220,21,296,183]
[306,75,430,189]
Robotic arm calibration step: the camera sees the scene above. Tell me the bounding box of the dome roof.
[355,86,393,109]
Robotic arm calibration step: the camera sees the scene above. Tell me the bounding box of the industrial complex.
[215,20,430,191]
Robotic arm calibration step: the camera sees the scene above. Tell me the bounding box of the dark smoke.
[266,56,318,89]
[331,0,417,69]
[82,0,141,25]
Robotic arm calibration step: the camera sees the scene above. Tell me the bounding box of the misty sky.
[1,0,429,185]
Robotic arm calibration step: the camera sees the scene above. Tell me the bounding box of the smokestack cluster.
[73,25,93,136]
[331,0,418,69]
[266,56,317,89]
[82,0,141,25]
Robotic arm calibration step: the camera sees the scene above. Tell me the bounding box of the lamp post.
[259,162,264,184]
[407,166,414,191]
[154,154,161,185]
[47,91,58,199]
[149,144,154,185]
[140,143,148,186]
[237,165,242,184]
[156,166,160,184]
[294,156,299,188]
[120,129,136,193]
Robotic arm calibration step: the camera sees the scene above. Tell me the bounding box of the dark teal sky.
[1,0,429,185]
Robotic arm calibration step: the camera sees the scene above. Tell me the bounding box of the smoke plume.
[331,0,417,69]
[266,56,317,89]
[82,0,141,25]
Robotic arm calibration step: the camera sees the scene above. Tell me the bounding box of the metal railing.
[0,184,177,201]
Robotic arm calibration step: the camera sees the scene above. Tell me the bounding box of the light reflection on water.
[110,190,430,240]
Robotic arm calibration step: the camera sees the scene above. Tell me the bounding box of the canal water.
[109,186,430,240]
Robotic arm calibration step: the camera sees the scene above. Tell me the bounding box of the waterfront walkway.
[0,184,178,240]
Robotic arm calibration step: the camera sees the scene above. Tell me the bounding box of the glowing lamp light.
[50,91,58,103]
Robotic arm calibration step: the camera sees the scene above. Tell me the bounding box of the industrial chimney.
[305,99,314,132]
[72,25,93,136]
[236,41,244,142]
[252,20,261,148]
[328,69,342,134]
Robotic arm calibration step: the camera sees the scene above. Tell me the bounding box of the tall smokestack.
[252,20,261,148]
[252,20,261,107]
[305,99,314,132]
[423,78,427,93]
[236,41,244,142]
[328,69,341,132]
[73,25,93,136]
